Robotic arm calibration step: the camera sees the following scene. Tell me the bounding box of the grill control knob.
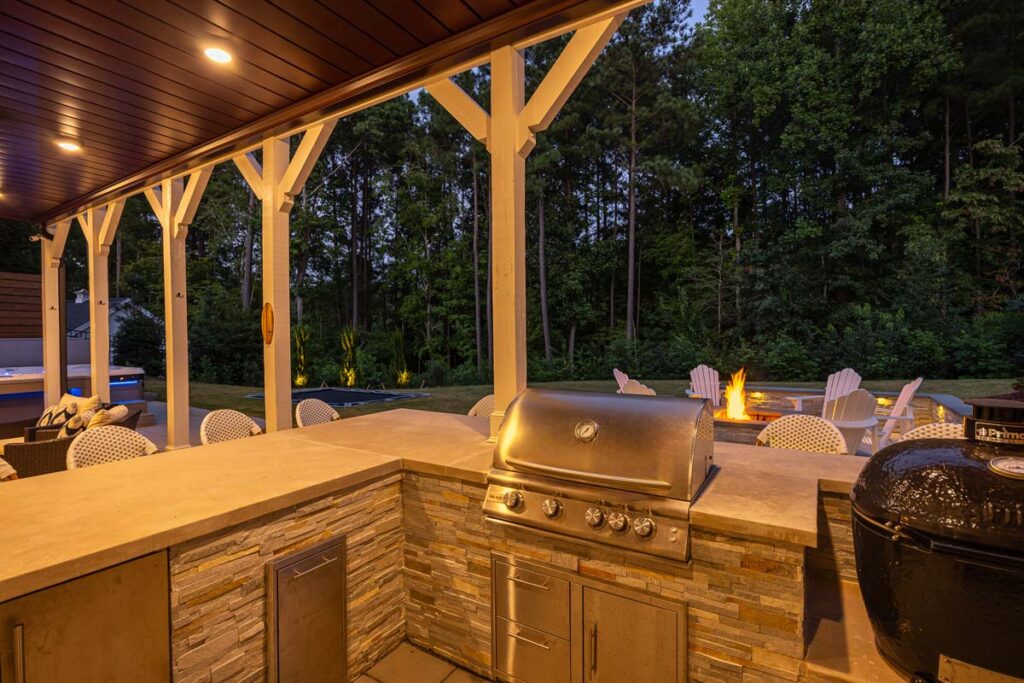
[541,498,562,518]
[633,517,656,539]
[607,511,629,533]
[584,507,605,528]
[502,490,524,511]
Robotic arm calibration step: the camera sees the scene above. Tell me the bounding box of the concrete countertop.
[0,408,866,602]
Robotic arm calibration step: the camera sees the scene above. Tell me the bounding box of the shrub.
[112,312,164,376]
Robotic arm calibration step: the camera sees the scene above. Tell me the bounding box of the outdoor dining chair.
[295,398,340,427]
[755,414,848,455]
[66,426,158,470]
[200,409,263,445]
[468,394,495,417]
[900,422,965,440]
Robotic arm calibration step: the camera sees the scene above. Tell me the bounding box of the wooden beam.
[37,0,652,226]
[489,45,529,438]
[144,171,211,449]
[518,14,625,154]
[425,78,491,145]
[41,218,72,406]
[278,120,337,212]
[260,136,292,432]
[232,153,264,201]
[76,200,125,402]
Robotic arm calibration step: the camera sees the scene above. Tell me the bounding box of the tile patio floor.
[357,643,488,683]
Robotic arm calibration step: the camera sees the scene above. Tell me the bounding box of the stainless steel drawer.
[268,536,347,683]
[494,561,570,638]
[495,617,570,683]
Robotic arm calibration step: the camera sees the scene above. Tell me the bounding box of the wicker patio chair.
[2,405,144,478]
[900,422,965,441]
[200,409,263,445]
[66,426,158,470]
[295,398,340,427]
[755,414,848,455]
[468,394,495,417]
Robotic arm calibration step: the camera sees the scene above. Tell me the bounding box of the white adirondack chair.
[686,364,721,408]
[613,368,630,392]
[876,377,923,448]
[620,379,656,395]
[788,369,862,416]
[824,389,878,455]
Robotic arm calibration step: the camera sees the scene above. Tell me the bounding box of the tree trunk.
[350,182,359,329]
[472,154,483,379]
[538,190,552,362]
[115,231,121,298]
[241,190,255,311]
[944,94,951,201]
[295,188,309,327]
[624,86,638,341]
[567,321,576,368]
[733,195,741,323]
[716,229,724,336]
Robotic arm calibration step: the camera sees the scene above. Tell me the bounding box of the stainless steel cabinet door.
[269,537,346,683]
[582,587,677,683]
[0,552,170,683]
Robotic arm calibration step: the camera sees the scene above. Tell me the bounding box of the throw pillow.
[37,401,78,427]
[87,405,130,429]
[58,410,96,439]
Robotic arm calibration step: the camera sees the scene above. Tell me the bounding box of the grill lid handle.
[505,457,672,492]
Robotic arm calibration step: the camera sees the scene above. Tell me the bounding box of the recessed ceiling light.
[56,139,81,152]
[204,47,232,64]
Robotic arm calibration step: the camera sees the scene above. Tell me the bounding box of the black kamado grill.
[851,399,1024,681]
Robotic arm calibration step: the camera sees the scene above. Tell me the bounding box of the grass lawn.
[142,376,1018,421]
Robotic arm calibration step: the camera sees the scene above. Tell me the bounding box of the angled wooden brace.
[41,218,74,406]
[424,78,491,148]
[517,14,625,155]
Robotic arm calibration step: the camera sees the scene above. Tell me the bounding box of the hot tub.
[0,364,146,423]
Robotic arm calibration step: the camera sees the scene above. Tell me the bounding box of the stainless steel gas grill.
[484,388,714,563]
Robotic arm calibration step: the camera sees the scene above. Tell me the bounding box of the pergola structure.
[1,0,646,447]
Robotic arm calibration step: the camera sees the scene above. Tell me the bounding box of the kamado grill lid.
[851,399,1024,553]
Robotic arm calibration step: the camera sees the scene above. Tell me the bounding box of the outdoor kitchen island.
[0,408,895,683]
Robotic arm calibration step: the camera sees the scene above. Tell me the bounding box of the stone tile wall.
[169,475,405,682]
[806,492,857,582]
[402,472,807,683]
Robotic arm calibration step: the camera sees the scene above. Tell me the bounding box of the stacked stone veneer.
[169,475,404,682]
[403,472,808,683]
[806,491,857,582]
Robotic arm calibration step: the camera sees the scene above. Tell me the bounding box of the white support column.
[427,13,627,438]
[489,45,528,439]
[76,200,125,402]
[145,169,212,449]
[233,120,336,432]
[40,219,72,407]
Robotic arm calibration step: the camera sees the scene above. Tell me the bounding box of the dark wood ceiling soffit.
[0,0,641,225]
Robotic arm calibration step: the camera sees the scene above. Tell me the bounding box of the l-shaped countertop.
[0,408,867,603]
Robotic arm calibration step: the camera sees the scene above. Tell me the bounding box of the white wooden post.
[426,14,626,437]
[145,169,212,449]
[76,201,125,403]
[40,219,72,407]
[233,120,336,432]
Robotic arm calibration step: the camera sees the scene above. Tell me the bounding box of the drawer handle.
[292,555,338,579]
[508,631,551,651]
[13,623,25,683]
[508,575,549,591]
[589,623,598,677]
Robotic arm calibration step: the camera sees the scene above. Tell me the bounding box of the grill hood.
[493,388,713,502]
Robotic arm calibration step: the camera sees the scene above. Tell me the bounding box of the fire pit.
[712,369,784,443]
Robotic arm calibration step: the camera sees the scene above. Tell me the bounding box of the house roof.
[0,0,628,224]
[65,297,133,331]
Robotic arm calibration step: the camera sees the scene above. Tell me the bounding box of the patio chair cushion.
[57,410,98,439]
[87,405,130,429]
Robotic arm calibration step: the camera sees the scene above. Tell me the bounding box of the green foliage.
[86,0,1022,387]
[112,312,164,376]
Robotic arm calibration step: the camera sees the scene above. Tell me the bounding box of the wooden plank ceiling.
[0,0,614,223]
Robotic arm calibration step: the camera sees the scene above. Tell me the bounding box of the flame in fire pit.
[722,368,751,421]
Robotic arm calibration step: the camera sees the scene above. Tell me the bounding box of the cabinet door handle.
[292,555,337,579]
[508,631,550,651]
[13,623,25,683]
[508,575,549,591]
[589,623,598,678]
